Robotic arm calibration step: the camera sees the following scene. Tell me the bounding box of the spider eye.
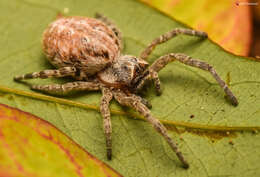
[135,67,140,73]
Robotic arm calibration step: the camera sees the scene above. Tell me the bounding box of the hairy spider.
[14,13,238,168]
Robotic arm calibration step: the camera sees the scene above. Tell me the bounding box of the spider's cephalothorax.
[98,55,149,90]
[14,14,238,169]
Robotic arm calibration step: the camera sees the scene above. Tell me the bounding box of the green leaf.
[0,0,260,176]
[0,103,123,177]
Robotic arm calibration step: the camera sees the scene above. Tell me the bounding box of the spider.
[14,13,238,168]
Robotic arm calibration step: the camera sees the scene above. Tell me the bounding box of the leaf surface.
[0,0,260,177]
[0,103,123,177]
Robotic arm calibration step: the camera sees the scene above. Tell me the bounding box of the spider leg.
[100,87,113,160]
[140,28,207,60]
[132,94,152,109]
[135,73,150,91]
[95,13,123,51]
[150,71,161,96]
[14,67,76,81]
[113,90,189,168]
[31,81,100,94]
[149,53,238,106]
[135,70,161,96]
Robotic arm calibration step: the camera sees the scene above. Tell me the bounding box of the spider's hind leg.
[14,67,76,81]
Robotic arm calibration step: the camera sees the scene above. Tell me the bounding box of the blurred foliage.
[253,0,260,22]
[252,0,260,57]
[140,0,252,56]
[0,104,122,177]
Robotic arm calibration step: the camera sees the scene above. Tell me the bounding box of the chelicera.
[14,13,238,168]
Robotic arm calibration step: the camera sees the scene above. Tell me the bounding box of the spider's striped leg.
[132,94,152,109]
[135,72,150,92]
[150,71,162,96]
[31,81,100,94]
[113,90,189,169]
[140,28,207,60]
[150,53,238,106]
[100,87,113,160]
[14,67,76,81]
[95,13,123,51]
[135,69,161,96]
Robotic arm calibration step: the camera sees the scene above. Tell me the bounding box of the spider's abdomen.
[42,16,120,75]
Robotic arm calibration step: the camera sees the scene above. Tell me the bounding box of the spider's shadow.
[38,54,55,69]
[158,73,232,106]
[137,69,233,107]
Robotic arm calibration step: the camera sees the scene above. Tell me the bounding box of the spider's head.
[113,55,149,87]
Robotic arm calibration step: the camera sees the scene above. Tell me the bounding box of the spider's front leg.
[14,67,76,81]
[100,87,113,160]
[141,53,238,106]
[131,94,152,109]
[135,69,162,96]
[140,28,207,60]
[113,90,189,168]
